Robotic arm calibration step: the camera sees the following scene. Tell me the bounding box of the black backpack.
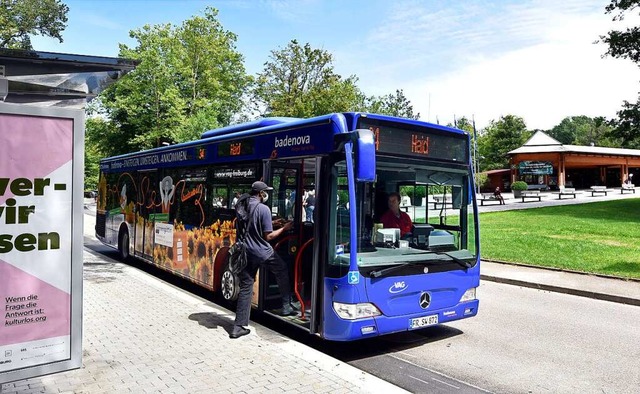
[228,194,251,274]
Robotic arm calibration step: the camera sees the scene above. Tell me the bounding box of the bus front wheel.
[118,230,130,261]
[220,264,240,301]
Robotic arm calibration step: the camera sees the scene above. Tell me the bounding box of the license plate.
[409,314,438,329]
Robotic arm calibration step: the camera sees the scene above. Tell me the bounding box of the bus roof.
[343,112,468,136]
[100,113,348,170]
[99,112,468,170]
[200,117,300,139]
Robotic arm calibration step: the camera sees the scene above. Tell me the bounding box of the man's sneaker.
[290,299,302,311]
[279,302,297,316]
[229,325,250,339]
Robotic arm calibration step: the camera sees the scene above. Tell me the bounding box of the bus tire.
[118,228,130,261]
[220,263,240,302]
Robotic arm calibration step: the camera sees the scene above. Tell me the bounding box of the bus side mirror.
[354,129,375,182]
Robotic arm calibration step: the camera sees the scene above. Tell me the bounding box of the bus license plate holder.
[409,314,438,329]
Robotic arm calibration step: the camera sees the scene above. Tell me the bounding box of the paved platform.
[481,261,640,307]
[1,246,408,394]
[477,187,639,213]
[1,213,407,394]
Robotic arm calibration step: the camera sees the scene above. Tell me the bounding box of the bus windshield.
[331,157,478,272]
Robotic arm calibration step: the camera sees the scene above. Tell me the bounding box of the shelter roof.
[522,130,562,146]
[482,169,511,175]
[0,48,137,108]
[508,130,640,157]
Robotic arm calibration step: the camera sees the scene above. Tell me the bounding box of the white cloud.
[337,0,640,130]
[406,10,640,130]
[261,0,320,23]
[408,40,640,130]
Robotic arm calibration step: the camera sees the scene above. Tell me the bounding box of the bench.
[479,193,504,206]
[520,191,542,202]
[552,187,578,200]
[590,186,612,196]
[430,196,453,209]
[621,184,636,194]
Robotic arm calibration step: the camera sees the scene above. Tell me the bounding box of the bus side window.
[211,186,227,208]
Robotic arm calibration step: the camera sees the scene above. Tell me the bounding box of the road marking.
[408,375,430,385]
[432,377,460,389]
[390,353,492,393]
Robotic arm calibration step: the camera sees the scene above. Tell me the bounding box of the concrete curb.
[480,274,640,307]
[484,259,640,283]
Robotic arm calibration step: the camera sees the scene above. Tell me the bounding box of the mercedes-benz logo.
[419,292,431,309]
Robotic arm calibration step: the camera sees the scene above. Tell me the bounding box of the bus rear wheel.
[220,264,240,301]
[118,230,130,261]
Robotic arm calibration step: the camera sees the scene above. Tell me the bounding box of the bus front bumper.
[323,299,479,341]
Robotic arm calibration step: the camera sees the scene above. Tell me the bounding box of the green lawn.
[479,198,640,279]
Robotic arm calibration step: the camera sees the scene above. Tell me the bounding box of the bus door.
[134,169,158,261]
[264,159,320,330]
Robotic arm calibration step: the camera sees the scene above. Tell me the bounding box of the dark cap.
[251,181,273,193]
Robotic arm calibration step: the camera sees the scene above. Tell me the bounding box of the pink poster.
[0,111,77,376]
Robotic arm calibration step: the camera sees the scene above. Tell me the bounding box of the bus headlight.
[459,288,476,303]
[333,302,381,320]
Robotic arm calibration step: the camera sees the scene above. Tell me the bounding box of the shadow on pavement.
[83,261,123,284]
[84,232,466,366]
[188,312,235,336]
[299,324,465,363]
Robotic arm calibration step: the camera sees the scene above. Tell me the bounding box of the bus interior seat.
[374,190,388,222]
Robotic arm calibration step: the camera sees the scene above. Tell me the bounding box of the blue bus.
[95,112,480,341]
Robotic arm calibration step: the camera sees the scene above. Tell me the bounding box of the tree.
[478,115,530,171]
[446,116,474,133]
[252,40,422,119]
[0,0,69,50]
[364,89,420,119]
[548,116,618,146]
[607,100,640,148]
[601,1,640,62]
[600,1,640,147]
[84,118,109,190]
[252,40,364,118]
[93,7,250,155]
[447,117,477,157]
[447,116,484,188]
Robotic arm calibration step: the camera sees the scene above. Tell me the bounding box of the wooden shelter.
[506,131,640,189]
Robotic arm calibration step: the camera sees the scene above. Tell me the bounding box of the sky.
[32,0,640,130]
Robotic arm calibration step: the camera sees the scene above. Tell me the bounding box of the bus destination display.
[217,139,254,158]
[358,119,467,162]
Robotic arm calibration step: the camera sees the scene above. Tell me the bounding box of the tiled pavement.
[1,217,407,394]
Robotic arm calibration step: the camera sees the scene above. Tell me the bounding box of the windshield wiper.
[369,261,423,278]
[368,252,473,278]
[436,251,473,269]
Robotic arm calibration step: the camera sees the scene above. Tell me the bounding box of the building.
[505,131,640,189]
[481,169,511,192]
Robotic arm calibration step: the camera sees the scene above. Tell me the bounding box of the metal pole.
[473,116,479,194]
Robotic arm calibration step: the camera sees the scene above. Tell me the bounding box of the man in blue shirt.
[230,181,297,339]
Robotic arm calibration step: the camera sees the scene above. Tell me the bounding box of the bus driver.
[379,192,412,237]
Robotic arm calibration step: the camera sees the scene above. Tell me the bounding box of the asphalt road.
[320,280,640,393]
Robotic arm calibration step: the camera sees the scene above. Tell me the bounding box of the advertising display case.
[0,103,84,384]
